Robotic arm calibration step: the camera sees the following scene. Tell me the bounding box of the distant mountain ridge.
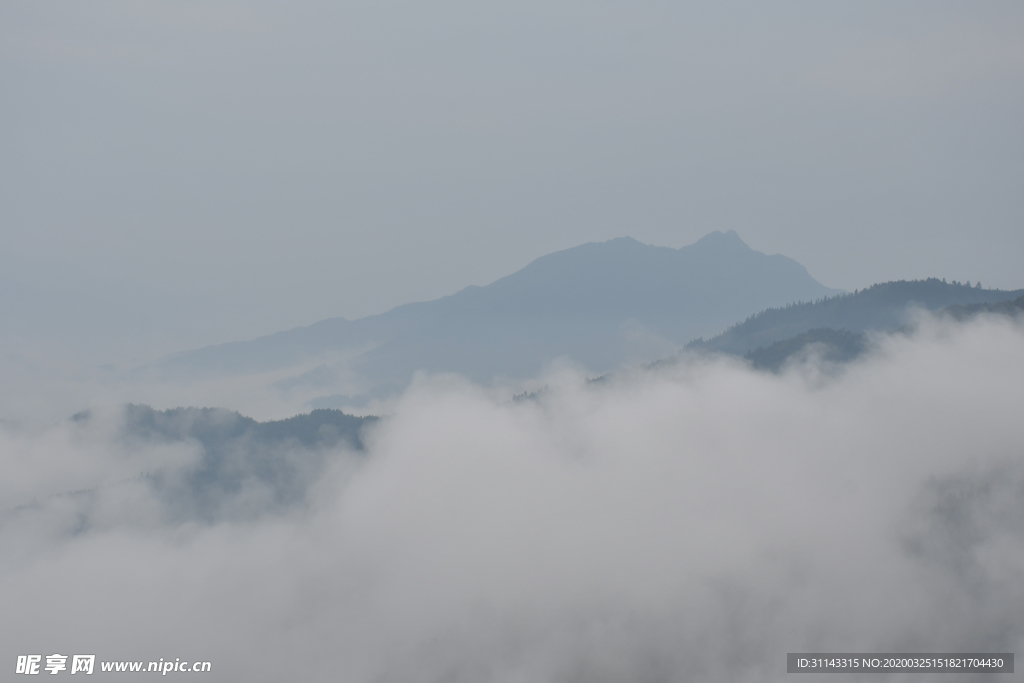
[51,406,376,525]
[156,231,841,404]
[690,278,1024,357]
[127,406,373,520]
[740,294,1024,373]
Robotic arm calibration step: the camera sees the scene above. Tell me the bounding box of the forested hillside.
[69,406,377,522]
[690,279,1024,356]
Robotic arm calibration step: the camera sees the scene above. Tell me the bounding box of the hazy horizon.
[4,1,1024,352]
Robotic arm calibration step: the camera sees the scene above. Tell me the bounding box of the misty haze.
[3,1,1024,681]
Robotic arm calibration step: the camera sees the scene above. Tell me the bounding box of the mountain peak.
[161,231,839,389]
[692,230,750,251]
[604,236,644,246]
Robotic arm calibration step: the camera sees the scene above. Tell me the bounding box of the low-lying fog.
[2,312,1023,681]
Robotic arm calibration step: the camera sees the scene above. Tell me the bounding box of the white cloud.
[1,313,1023,681]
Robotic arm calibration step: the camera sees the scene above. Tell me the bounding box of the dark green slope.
[690,279,1024,357]
[121,404,374,452]
[75,406,378,521]
[730,293,1024,374]
[939,295,1024,321]
[744,328,867,372]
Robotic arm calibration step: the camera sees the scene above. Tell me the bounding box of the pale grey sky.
[2,0,1023,352]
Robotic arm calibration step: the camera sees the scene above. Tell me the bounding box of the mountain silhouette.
[158,231,841,400]
[691,278,1024,357]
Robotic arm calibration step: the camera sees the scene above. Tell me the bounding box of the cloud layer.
[2,313,1023,681]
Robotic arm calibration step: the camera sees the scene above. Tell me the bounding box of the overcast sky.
[2,0,1023,349]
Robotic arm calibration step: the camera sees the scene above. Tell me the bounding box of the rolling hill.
[690,279,1024,357]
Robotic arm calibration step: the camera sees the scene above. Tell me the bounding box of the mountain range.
[690,278,1024,356]
[690,282,1024,372]
[155,234,1024,407]
[36,406,376,525]
[158,231,841,405]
